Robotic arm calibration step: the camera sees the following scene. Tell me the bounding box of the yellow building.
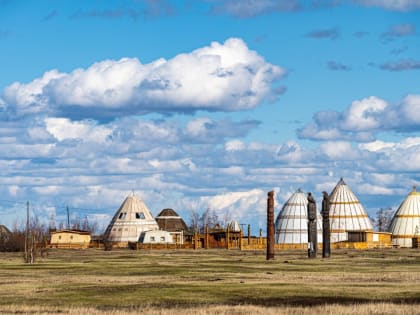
[50,230,91,249]
[334,230,392,249]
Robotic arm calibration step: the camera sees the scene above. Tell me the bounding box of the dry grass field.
[0,248,419,314]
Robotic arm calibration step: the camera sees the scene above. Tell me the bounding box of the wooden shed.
[50,229,91,249]
[337,230,392,249]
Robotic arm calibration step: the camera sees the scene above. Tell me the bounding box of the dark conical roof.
[157,208,180,217]
[156,208,188,232]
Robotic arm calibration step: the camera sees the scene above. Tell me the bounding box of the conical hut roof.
[275,189,322,245]
[389,186,420,248]
[155,208,188,232]
[104,193,159,243]
[329,178,373,242]
[229,220,241,232]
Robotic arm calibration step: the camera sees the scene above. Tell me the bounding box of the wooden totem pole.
[307,192,318,258]
[266,190,275,260]
[321,191,331,258]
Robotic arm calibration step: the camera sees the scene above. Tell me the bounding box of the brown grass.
[1,303,420,315]
[0,248,419,314]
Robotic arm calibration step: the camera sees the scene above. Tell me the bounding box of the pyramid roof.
[329,178,373,242]
[104,194,159,243]
[155,208,188,232]
[389,186,420,247]
[275,189,322,244]
[229,220,241,232]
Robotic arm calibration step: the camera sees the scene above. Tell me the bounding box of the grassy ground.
[0,248,419,314]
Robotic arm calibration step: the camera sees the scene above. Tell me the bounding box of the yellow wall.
[332,232,392,249]
[50,231,91,249]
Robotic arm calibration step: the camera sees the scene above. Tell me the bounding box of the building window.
[58,236,61,240]
[150,236,155,242]
[70,235,73,240]
[160,236,165,242]
[136,212,145,219]
[118,212,127,220]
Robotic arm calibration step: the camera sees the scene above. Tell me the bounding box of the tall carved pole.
[307,192,317,258]
[321,191,331,258]
[266,191,275,260]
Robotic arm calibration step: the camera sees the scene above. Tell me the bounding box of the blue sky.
[0,0,419,233]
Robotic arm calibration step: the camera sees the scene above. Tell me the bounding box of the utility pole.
[66,206,70,230]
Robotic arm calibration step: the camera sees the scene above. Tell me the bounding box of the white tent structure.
[229,220,241,232]
[275,189,322,246]
[389,186,420,248]
[329,178,373,243]
[104,193,159,244]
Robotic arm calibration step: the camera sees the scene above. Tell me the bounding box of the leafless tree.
[189,208,224,233]
[81,215,99,235]
[189,208,200,233]
[23,216,49,264]
[374,207,394,232]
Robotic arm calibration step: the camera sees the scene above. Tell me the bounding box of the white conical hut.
[389,186,420,248]
[104,193,159,245]
[229,220,241,232]
[329,178,373,243]
[275,189,322,246]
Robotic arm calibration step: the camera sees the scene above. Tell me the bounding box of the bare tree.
[189,208,200,233]
[81,215,99,235]
[49,212,56,232]
[189,208,224,233]
[58,221,65,230]
[71,214,81,230]
[374,207,394,232]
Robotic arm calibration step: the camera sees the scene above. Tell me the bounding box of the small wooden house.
[50,229,91,249]
[336,230,392,249]
[138,230,175,244]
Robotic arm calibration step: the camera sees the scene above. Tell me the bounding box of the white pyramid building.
[104,193,159,244]
[275,189,322,245]
[329,178,373,243]
[229,220,241,232]
[389,186,420,248]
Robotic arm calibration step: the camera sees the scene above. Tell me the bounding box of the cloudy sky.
[0,0,419,233]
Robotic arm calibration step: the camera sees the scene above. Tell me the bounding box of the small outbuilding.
[50,230,91,249]
[343,230,392,249]
[139,230,174,244]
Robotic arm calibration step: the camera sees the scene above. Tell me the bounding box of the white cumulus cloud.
[298,95,420,142]
[1,38,285,119]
